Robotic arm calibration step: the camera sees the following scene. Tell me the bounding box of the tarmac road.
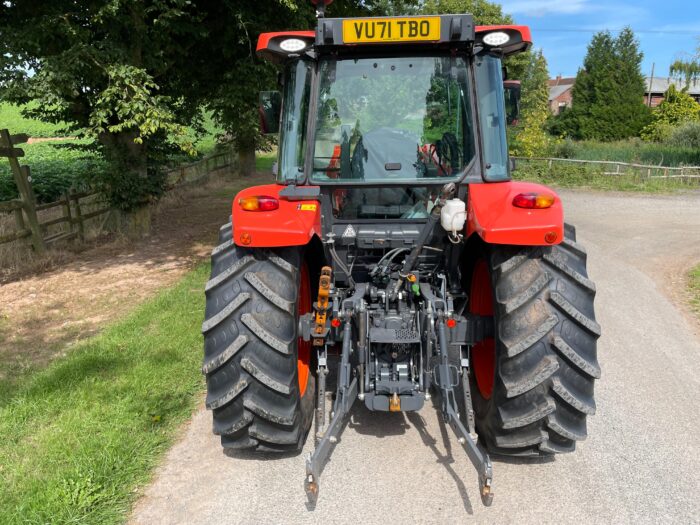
[130,190,700,525]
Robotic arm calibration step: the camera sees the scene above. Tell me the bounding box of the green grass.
[0,265,208,524]
[689,264,700,319]
[255,150,277,173]
[0,103,69,138]
[515,159,700,193]
[549,138,700,167]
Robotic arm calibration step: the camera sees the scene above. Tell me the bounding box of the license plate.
[342,17,441,44]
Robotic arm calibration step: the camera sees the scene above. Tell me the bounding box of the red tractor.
[202,1,599,507]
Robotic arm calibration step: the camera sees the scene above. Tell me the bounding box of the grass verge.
[549,138,700,167]
[689,264,700,319]
[0,265,208,524]
[515,160,700,193]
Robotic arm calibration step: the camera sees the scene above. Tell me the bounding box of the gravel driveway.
[131,189,700,525]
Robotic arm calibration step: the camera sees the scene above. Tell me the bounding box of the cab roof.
[257,16,531,63]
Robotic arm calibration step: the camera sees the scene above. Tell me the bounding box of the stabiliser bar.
[305,372,357,502]
[435,317,494,506]
[304,286,366,503]
[421,282,494,505]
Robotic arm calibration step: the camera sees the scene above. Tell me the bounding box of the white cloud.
[501,0,589,16]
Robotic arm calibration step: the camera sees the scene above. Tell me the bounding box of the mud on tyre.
[201,220,315,452]
[468,223,600,456]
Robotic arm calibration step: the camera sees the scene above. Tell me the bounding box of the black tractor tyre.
[201,219,315,452]
[468,223,600,456]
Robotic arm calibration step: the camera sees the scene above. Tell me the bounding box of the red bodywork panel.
[233,181,562,248]
[232,184,322,247]
[467,182,563,246]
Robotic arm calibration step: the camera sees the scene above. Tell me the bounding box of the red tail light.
[239,195,279,212]
[512,192,555,209]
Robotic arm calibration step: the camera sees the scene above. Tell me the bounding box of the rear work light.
[512,192,555,209]
[239,195,279,212]
[279,38,307,52]
[482,31,510,46]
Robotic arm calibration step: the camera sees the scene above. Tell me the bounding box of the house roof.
[547,76,700,101]
[645,77,700,95]
[549,84,573,101]
[548,76,575,87]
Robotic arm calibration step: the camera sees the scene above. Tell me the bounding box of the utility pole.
[647,62,655,107]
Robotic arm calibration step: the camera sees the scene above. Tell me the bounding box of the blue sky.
[500,0,700,79]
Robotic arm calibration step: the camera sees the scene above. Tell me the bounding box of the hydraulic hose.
[390,183,455,300]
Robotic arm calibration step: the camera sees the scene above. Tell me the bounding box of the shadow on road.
[406,407,474,514]
[348,405,410,437]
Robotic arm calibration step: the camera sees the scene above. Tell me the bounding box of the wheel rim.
[297,263,312,397]
[470,259,496,400]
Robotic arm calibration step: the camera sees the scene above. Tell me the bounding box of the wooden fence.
[513,156,700,181]
[0,129,46,253]
[165,149,235,188]
[0,128,236,251]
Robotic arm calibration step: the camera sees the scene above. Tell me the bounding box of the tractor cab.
[259,15,531,216]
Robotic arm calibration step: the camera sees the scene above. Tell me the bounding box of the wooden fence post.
[0,129,45,254]
[71,189,85,242]
[12,205,28,248]
[62,191,74,236]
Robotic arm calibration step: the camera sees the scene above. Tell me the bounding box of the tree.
[0,1,331,209]
[423,0,512,25]
[510,50,550,156]
[0,1,213,210]
[564,28,650,141]
[194,2,316,176]
[366,0,421,15]
[670,38,700,87]
[192,1,391,176]
[641,84,700,141]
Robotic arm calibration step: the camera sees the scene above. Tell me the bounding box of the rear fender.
[232,184,321,247]
[467,181,563,245]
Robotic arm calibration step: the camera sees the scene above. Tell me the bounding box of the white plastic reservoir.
[441,198,467,235]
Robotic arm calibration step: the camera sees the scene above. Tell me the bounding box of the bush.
[641,85,700,142]
[0,140,106,203]
[549,138,578,159]
[546,109,580,139]
[95,167,167,211]
[666,121,700,150]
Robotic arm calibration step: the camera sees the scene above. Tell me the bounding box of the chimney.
[556,75,562,85]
